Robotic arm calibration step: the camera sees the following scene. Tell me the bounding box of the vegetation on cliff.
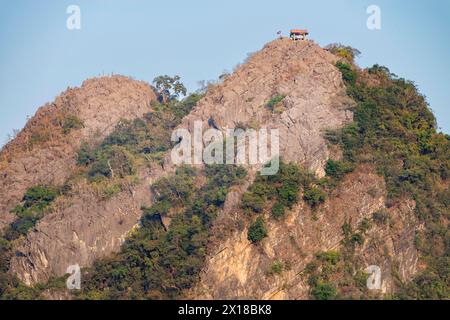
[0,185,60,299]
[77,91,203,182]
[325,45,449,299]
[77,164,246,299]
[0,44,448,301]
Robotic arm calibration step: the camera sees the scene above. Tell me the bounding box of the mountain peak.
[0,39,447,301]
[0,75,156,231]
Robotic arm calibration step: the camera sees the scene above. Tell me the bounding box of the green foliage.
[397,265,449,299]
[3,44,447,301]
[306,251,345,300]
[78,164,246,299]
[336,61,357,86]
[103,119,148,148]
[77,142,95,166]
[78,143,138,180]
[351,233,364,245]
[325,160,354,180]
[311,282,337,300]
[76,93,203,181]
[317,251,340,265]
[153,75,187,103]
[151,169,194,205]
[242,160,318,217]
[333,59,450,299]
[266,94,286,112]
[0,186,59,299]
[277,181,300,207]
[247,216,268,244]
[204,164,247,189]
[303,187,326,209]
[0,280,43,300]
[6,88,192,297]
[242,192,265,213]
[142,200,171,224]
[269,260,284,275]
[23,185,57,209]
[353,270,369,291]
[0,238,12,280]
[271,202,285,219]
[88,146,136,179]
[326,43,361,63]
[5,186,58,240]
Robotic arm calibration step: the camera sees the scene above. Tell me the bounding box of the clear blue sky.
[1,0,449,145]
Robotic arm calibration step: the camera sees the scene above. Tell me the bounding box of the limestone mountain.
[0,39,448,300]
[0,76,156,231]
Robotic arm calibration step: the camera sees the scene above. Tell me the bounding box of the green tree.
[325,160,353,180]
[153,75,187,103]
[311,282,337,300]
[248,216,268,243]
[325,43,361,63]
[266,94,286,112]
[242,192,265,213]
[336,61,357,85]
[271,202,285,219]
[22,185,57,209]
[303,187,326,208]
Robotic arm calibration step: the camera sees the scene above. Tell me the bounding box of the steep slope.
[7,39,355,287]
[2,38,447,300]
[170,38,354,175]
[190,166,419,299]
[0,76,156,231]
[189,46,448,299]
[1,76,157,285]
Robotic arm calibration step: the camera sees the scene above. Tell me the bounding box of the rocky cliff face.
[170,39,354,176]
[0,76,156,232]
[189,166,420,299]
[6,39,357,286]
[1,76,157,284]
[1,39,424,297]
[10,169,156,285]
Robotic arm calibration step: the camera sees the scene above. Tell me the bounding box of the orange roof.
[290,29,309,35]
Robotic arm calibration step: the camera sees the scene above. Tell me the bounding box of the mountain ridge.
[0,39,448,300]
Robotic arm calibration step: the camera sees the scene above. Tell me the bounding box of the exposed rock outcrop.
[190,166,420,299]
[4,38,421,299]
[8,39,357,286]
[2,76,157,284]
[0,76,156,232]
[10,169,156,285]
[169,38,354,176]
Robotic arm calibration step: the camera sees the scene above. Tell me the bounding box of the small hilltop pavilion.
[290,29,309,40]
